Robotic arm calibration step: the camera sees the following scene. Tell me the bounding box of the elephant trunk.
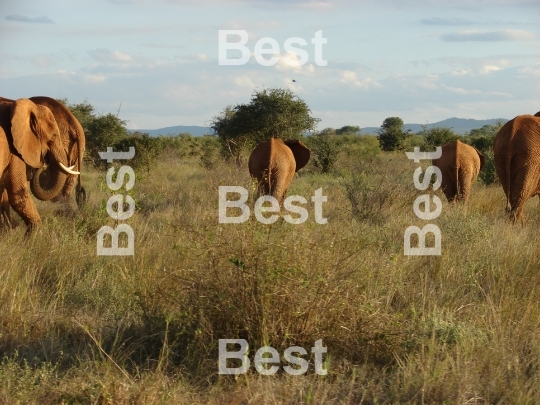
[31,141,80,201]
[30,163,69,201]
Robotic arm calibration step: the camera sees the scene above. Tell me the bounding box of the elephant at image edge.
[248,138,310,203]
[0,96,86,205]
[0,99,80,233]
[432,139,484,203]
[0,96,85,229]
[493,113,540,223]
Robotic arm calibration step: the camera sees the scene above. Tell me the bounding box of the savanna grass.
[1,138,540,404]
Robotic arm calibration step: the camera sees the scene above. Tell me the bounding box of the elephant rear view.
[248,138,310,203]
[493,114,540,223]
[432,139,484,203]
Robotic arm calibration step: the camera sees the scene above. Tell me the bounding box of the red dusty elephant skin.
[0,99,79,234]
[494,114,540,223]
[248,138,310,204]
[432,139,484,203]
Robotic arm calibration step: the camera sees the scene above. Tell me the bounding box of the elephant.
[0,99,79,234]
[0,96,86,206]
[432,139,484,203]
[248,138,310,203]
[493,113,540,223]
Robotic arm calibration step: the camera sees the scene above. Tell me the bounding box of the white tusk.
[59,162,80,175]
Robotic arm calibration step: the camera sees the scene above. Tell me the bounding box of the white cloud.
[480,65,500,74]
[441,84,481,95]
[83,74,107,84]
[441,29,537,42]
[452,68,471,76]
[417,74,439,90]
[234,76,255,88]
[339,70,380,88]
[90,49,133,63]
[519,64,540,76]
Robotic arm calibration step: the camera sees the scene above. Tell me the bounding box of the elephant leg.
[509,164,539,224]
[51,174,78,217]
[0,189,11,229]
[495,163,510,211]
[52,175,76,202]
[457,169,474,202]
[440,169,456,202]
[258,169,270,197]
[7,159,41,234]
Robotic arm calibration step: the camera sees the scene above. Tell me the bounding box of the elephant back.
[248,140,272,176]
[284,139,310,172]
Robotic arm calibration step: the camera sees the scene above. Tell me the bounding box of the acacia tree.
[336,125,360,135]
[420,126,460,150]
[376,117,411,151]
[210,88,320,160]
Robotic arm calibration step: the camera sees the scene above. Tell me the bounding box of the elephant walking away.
[248,138,310,204]
[494,113,540,223]
[432,139,484,203]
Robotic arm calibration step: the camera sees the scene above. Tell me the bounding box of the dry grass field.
[2,137,540,404]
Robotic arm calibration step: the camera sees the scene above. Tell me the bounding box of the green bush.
[377,117,411,151]
[420,126,460,150]
[199,136,221,169]
[464,121,505,185]
[306,133,342,173]
[113,133,162,173]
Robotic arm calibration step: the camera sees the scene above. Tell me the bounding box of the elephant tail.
[455,162,461,201]
[75,126,86,208]
[504,119,519,211]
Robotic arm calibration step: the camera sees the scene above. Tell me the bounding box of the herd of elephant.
[249,111,540,225]
[431,111,540,223]
[0,96,539,236]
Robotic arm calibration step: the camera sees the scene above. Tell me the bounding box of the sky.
[0,0,539,131]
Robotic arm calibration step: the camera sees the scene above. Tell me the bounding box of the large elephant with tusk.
[0,96,86,229]
[0,99,80,234]
[0,96,86,206]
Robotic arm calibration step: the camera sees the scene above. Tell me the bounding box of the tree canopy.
[420,126,460,150]
[336,125,360,135]
[210,88,320,159]
[464,121,505,185]
[376,117,411,151]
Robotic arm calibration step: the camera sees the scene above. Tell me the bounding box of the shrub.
[377,117,411,151]
[199,136,221,169]
[306,132,342,173]
[113,133,162,173]
[420,126,460,150]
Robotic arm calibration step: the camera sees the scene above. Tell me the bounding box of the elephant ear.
[10,99,46,169]
[473,146,485,171]
[284,139,310,172]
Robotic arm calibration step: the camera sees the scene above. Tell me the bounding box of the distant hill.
[129,125,211,137]
[129,117,508,137]
[361,117,508,135]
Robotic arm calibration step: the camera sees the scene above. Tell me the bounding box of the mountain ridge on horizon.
[129,116,509,137]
